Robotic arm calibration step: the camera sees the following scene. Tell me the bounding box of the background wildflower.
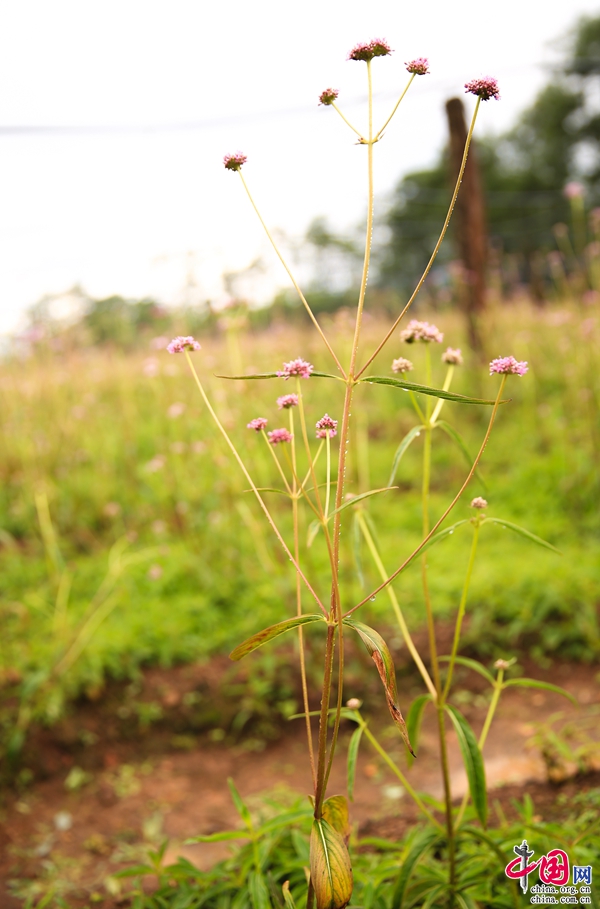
[400,320,443,344]
[489,356,528,376]
[316,414,338,438]
[277,358,314,379]
[348,39,392,62]
[392,357,414,373]
[167,336,201,354]
[405,58,429,75]
[442,347,463,365]
[277,394,299,410]
[268,428,293,445]
[247,417,268,431]
[470,496,488,509]
[464,76,500,101]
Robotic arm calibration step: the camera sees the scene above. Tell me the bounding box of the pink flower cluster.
[166,336,201,354]
[277,394,299,410]
[268,428,293,445]
[348,39,392,62]
[464,77,500,101]
[223,152,247,171]
[442,347,463,365]
[470,496,488,509]
[316,414,338,439]
[400,320,443,344]
[406,58,429,75]
[247,417,268,431]
[277,358,314,380]
[392,357,414,374]
[319,88,339,106]
[489,356,528,376]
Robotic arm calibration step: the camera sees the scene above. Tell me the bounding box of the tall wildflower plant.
[168,46,572,909]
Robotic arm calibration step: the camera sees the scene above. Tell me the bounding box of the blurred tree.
[378,14,599,296]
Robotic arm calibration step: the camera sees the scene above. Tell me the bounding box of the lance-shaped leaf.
[445,704,487,827]
[502,678,577,704]
[420,520,470,554]
[217,371,341,381]
[308,489,397,546]
[359,375,506,405]
[343,618,414,756]
[322,796,351,843]
[310,818,353,909]
[439,655,495,686]
[483,517,561,553]
[388,425,425,486]
[248,870,271,909]
[391,828,442,909]
[282,881,298,909]
[229,615,325,661]
[346,725,364,802]
[434,420,487,491]
[405,695,432,766]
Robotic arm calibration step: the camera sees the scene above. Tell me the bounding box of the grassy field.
[1,298,598,757]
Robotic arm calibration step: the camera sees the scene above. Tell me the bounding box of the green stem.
[331,102,364,139]
[324,431,331,519]
[184,352,327,616]
[356,97,482,380]
[361,724,444,830]
[237,171,345,377]
[375,74,416,140]
[442,525,480,701]
[357,511,436,699]
[430,366,454,425]
[314,624,336,815]
[261,430,292,494]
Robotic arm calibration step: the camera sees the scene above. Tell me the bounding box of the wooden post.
[445,97,487,354]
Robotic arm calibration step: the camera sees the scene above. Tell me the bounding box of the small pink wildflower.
[319,88,339,106]
[406,57,429,75]
[346,698,362,709]
[392,357,414,374]
[247,417,268,431]
[223,152,247,171]
[489,356,528,376]
[277,358,314,380]
[494,658,512,671]
[167,336,201,354]
[268,428,293,445]
[470,496,488,509]
[348,39,392,62]
[563,181,585,200]
[464,77,500,101]
[316,414,338,439]
[442,347,463,365]
[277,393,299,410]
[400,320,443,344]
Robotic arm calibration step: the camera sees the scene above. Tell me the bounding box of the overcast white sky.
[1,0,599,334]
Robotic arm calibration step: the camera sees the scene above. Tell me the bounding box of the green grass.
[0,299,598,755]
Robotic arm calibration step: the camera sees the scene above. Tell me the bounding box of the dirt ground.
[1,654,599,908]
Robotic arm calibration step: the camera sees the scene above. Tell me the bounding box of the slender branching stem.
[361,724,444,830]
[331,102,364,140]
[442,524,480,701]
[261,430,292,494]
[357,511,437,699]
[290,408,316,788]
[237,171,346,377]
[356,97,482,379]
[314,623,336,814]
[324,431,331,518]
[375,73,416,140]
[345,377,508,615]
[184,352,327,616]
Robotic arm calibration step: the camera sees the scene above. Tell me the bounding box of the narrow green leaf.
[343,619,414,756]
[391,828,442,909]
[310,818,353,909]
[445,705,487,827]
[439,655,495,686]
[326,487,398,521]
[229,615,325,661]
[322,796,351,842]
[227,778,252,828]
[185,829,251,843]
[360,375,506,405]
[405,695,432,766]
[248,870,271,909]
[434,420,487,492]
[483,517,561,553]
[346,726,364,803]
[282,881,298,909]
[420,520,470,554]
[455,893,478,909]
[388,425,425,486]
[217,370,341,381]
[502,678,577,704]
[244,487,291,496]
